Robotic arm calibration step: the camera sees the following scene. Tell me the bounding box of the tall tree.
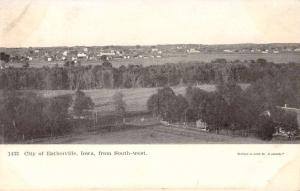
[73,90,94,116]
[113,92,126,118]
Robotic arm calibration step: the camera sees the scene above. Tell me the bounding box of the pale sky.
[0,0,300,47]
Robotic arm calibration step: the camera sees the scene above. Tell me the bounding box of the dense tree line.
[147,69,300,140]
[0,59,299,90]
[0,89,97,142]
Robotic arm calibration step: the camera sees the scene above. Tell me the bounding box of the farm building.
[0,60,8,69]
[196,119,208,130]
[223,49,234,53]
[63,51,68,56]
[99,51,116,56]
[187,48,200,53]
[77,53,87,58]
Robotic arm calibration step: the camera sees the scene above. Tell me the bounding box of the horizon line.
[1,42,300,49]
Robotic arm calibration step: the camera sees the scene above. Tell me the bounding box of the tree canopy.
[73,90,94,116]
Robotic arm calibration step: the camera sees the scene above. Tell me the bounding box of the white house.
[196,119,208,130]
[63,51,68,56]
[99,52,116,56]
[0,60,7,69]
[77,53,87,58]
[223,49,233,53]
[115,51,123,56]
[187,48,200,53]
[99,50,116,56]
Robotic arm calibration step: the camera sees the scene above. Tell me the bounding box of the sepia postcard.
[0,0,300,190]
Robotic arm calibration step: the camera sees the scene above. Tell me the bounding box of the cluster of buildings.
[171,45,300,55]
[27,46,166,63]
[223,48,297,54]
[1,44,300,67]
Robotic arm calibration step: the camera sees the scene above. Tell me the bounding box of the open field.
[38,85,215,112]
[36,84,249,113]
[41,126,263,144]
[18,115,300,144]
[38,124,300,144]
[27,52,300,68]
[111,53,300,67]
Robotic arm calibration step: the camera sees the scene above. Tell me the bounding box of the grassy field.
[38,84,216,113]
[39,124,300,144]
[44,127,263,144]
[111,53,300,67]
[27,52,300,68]
[37,84,249,113]
[39,84,249,113]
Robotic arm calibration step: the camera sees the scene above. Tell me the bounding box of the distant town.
[1,43,300,69]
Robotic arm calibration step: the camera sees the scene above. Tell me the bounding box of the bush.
[257,116,275,140]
